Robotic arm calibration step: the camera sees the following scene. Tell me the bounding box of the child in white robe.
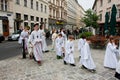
[55,34,64,59]
[80,38,96,72]
[64,35,76,66]
[51,29,58,51]
[39,24,48,52]
[104,37,119,69]
[78,35,86,59]
[30,24,43,65]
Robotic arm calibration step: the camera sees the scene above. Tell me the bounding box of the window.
[119,9,120,18]
[99,14,102,21]
[36,17,39,21]
[36,1,38,11]
[45,5,47,13]
[16,13,21,19]
[16,0,20,4]
[5,0,7,11]
[41,4,43,12]
[108,0,111,3]
[31,0,33,9]
[24,0,27,7]
[24,14,28,20]
[100,0,103,7]
[24,22,28,27]
[0,0,8,11]
[31,16,34,21]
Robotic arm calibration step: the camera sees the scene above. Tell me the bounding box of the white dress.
[18,30,29,50]
[39,29,48,51]
[80,41,96,70]
[55,37,64,56]
[64,40,75,64]
[78,38,86,57]
[30,30,43,61]
[104,42,119,69]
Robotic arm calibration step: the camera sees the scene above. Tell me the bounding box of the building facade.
[92,0,120,35]
[48,0,67,29]
[0,0,49,36]
[66,0,84,30]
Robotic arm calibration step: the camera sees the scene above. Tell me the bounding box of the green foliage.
[79,32,93,38]
[81,9,99,29]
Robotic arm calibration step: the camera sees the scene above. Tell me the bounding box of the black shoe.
[64,61,67,65]
[81,65,87,69]
[70,64,76,66]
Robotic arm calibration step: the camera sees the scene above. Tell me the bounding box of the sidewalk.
[0,40,117,80]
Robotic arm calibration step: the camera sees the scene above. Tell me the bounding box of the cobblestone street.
[0,40,118,80]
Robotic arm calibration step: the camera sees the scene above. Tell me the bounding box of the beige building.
[48,0,67,29]
[66,0,84,30]
[0,0,49,36]
[93,0,120,35]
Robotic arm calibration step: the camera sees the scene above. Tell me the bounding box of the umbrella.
[109,4,117,36]
[104,12,109,35]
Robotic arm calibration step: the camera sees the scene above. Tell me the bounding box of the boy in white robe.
[80,38,96,72]
[30,24,43,65]
[18,27,29,53]
[64,35,76,66]
[78,35,86,59]
[104,37,119,69]
[39,24,49,52]
[55,34,64,59]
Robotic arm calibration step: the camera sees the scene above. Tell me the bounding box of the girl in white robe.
[64,35,75,66]
[55,34,64,59]
[30,24,43,65]
[104,37,119,69]
[80,38,96,72]
[39,24,48,52]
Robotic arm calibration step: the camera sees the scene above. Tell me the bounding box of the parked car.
[8,31,20,41]
[0,34,5,43]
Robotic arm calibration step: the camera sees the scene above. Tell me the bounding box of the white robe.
[64,40,75,64]
[18,30,29,50]
[51,33,57,50]
[104,42,119,69]
[27,35,33,55]
[55,37,64,56]
[78,38,86,56]
[80,41,96,70]
[30,30,43,61]
[39,29,48,51]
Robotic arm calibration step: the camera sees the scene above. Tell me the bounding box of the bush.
[79,32,93,38]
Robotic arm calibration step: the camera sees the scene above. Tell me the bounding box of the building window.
[0,0,8,11]
[31,0,33,9]
[31,16,34,21]
[45,5,47,13]
[36,1,39,11]
[41,4,43,12]
[41,18,43,23]
[24,22,28,27]
[24,0,27,7]
[16,13,21,19]
[24,14,28,20]
[108,0,111,3]
[31,23,34,31]
[119,9,120,18]
[99,14,102,21]
[100,0,103,7]
[16,0,20,4]
[36,17,39,21]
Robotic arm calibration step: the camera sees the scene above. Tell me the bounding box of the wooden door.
[2,20,9,36]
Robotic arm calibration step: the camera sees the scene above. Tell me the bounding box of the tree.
[81,9,99,29]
